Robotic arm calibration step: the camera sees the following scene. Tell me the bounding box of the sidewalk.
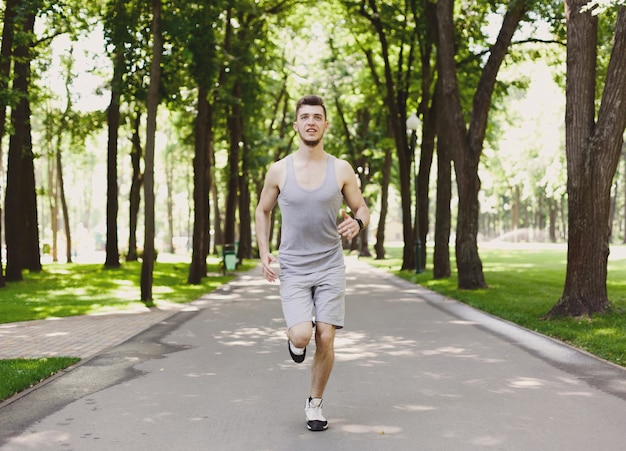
[1,257,626,450]
[0,301,186,360]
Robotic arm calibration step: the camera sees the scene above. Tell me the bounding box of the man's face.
[294,105,328,147]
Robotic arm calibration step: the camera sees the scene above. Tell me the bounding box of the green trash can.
[223,243,237,274]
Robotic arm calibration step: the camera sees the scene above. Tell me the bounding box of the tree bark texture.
[548,3,626,317]
[0,0,18,286]
[188,85,211,284]
[434,81,451,278]
[56,139,72,264]
[5,10,39,280]
[127,111,143,262]
[104,47,123,268]
[140,0,162,303]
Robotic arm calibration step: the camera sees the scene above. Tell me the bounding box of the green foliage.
[366,245,626,367]
[0,259,246,324]
[0,357,80,401]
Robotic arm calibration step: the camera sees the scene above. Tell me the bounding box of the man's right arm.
[255,163,281,282]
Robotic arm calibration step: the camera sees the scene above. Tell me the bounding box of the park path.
[1,257,626,450]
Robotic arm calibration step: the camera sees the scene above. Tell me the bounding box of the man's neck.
[295,144,326,162]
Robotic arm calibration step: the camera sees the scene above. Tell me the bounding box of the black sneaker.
[305,397,328,431]
[288,339,306,363]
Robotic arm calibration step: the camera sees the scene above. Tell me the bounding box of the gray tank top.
[277,154,345,276]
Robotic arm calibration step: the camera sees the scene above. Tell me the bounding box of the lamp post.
[406,112,423,274]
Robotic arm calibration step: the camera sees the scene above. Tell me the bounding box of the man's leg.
[310,322,336,398]
[287,321,314,349]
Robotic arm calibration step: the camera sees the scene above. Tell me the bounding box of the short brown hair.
[296,95,327,120]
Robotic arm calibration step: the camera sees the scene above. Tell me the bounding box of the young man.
[255,95,370,431]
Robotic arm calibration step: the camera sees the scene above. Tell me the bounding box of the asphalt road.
[1,257,626,450]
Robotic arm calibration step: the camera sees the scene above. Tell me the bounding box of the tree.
[5,5,41,281]
[436,0,529,289]
[0,0,20,286]
[186,1,220,284]
[103,0,125,269]
[548,2,626,317]
[140,0,163,303]
[353,0,420,271]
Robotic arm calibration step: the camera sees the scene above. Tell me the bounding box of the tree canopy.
[0,0,625,318]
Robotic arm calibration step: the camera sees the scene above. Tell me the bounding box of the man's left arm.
[337,160,370,238]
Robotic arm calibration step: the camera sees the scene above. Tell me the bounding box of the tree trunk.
[375,144,392,260]
[434,84,452,279]
[548,3,626,317]
[57,137,72,263]
[48,126,59,262]
[127,111,143,262]
[0,0,19,286]
[238,139,252,261]
[437,0,526,289]
[104,47,124,268]
[140,0,163,304]
[165,150,175,254]
[211,180,223,254]
[5,9,39,280]
[224,83,242,245]
[188,85,211,284]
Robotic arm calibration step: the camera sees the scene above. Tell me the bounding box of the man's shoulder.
[266,157,287,185]
[333,157,355,176]
[269,157,288,172]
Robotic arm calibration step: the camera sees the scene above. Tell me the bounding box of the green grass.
[0,357,81,401]
[364,244,626,368]
[0,257,254,324]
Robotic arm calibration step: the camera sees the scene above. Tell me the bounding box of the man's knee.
[288,322,313,348]
[315,323,336,348]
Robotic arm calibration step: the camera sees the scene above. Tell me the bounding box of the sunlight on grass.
[364,243,626,368]
[0,357,80,401]
[0,258,252,324]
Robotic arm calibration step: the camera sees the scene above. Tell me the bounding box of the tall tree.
[5,5,40,281]
[355,0,419,270]
[140,0,162,303]
[0,0,20,286]
[183,1,220,284]
[436,0,528,289]
[548,2,626,317]
[103,0,125,269]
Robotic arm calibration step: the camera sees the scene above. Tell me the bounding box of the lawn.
[0,358,81,401]
[364,243,626,368]
[0,257,251,324]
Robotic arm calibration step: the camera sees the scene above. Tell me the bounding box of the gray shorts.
[279,267,345,330]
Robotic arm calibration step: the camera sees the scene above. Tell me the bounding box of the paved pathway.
[1,257,626,450]
[0,304,184,360]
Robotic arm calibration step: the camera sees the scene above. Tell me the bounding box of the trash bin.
[223,243,237,274]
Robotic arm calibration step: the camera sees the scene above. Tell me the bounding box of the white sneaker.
[305,397,328,431]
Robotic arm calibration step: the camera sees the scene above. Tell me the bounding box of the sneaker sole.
[307,420,328,431]
[288,339,306,363]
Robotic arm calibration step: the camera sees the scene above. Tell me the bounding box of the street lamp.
[406,112,423,274]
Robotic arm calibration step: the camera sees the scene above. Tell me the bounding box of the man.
[255,95,370,431]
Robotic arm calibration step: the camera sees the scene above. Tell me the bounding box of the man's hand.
[338,209,361,240]
[261,252,278,283]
